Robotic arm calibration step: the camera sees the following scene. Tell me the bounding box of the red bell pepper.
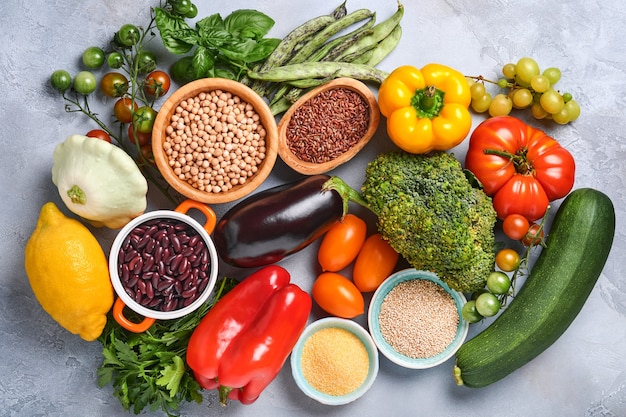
[217,283,311,405]
[186,265,291,390]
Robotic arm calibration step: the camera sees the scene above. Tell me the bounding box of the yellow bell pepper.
[378,64,472,154]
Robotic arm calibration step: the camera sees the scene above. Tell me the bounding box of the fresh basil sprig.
[154,7,280,81]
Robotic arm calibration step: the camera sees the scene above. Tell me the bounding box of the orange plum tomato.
[311,272,364,319]
[352,233,399,292]
[317,214,367,272]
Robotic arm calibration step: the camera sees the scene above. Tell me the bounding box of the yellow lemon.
[24,202,114,341]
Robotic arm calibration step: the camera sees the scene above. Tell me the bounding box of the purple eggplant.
[213,175,344,267]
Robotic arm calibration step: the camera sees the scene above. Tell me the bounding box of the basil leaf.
[154,8,194,54]
[224,9,275,39]
[192,47,215,78]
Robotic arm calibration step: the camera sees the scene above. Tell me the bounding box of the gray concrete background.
[1,0,625,416]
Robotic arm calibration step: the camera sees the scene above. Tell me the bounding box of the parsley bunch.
[97,277,237,416]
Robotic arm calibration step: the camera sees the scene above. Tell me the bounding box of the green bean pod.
[248,62,389,84]
[335,1,404,61]
[365,24,402,66]
[287,9,375,65]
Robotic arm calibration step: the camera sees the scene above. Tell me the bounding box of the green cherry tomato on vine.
[144,70,171,98]
[114,97,138,124]
[100,72,129,97]
[50,69,72,93]
[475,292,501,317]
[73,71,97,95]
[502,213,530,241]
[116,23,141,47]
[461,300,483,323]
[495,248,521,272]
[132,106,157,134]
[107,52,124,69]
[135,51,157,74]
[185,3,198,18]
[86,129,112,143]
[486,271,512,295]
[171,0,192,15]
[82,46,105,69]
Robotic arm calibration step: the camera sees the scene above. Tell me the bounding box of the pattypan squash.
[52,134,148,229]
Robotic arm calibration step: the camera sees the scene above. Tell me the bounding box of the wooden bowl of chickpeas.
[152,78,278,204]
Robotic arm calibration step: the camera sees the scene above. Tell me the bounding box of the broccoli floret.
[325,151,497,293]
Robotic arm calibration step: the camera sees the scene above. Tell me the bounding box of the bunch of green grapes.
[468,57,581,124]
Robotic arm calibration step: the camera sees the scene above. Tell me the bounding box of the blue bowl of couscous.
[368,268,469,369]
[290,317,379,405]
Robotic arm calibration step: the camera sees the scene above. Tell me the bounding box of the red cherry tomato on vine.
[128,123,152,146]
[100,72,128,97]
[86,129,111,143]
[139,144,155,165]
[317,214,367,272]
[522,223,545,247]
[312,272,364,319]
[353,233,399,292]
[114,97,138,124]
[144,70,171,97]
[502,214,530,241]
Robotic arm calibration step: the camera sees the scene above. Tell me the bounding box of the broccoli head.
[325,151,497,293]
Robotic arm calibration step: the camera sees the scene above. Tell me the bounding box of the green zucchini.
[453,188,615,388]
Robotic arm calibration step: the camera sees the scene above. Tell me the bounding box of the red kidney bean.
[117,218,212,313]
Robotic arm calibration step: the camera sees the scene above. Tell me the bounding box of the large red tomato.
[465,116,575,221]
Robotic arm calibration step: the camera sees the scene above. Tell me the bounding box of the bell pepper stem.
[411,85,445,119]
[218,386,233,406]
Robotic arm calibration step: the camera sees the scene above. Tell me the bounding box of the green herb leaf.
[154,8,194,54]
[156,355,186,397]
[223,9,276,39]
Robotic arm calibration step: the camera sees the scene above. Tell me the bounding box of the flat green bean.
[366,24,402,67]
[336,1,404,61]
[288,8,375,65]
[248,62,389,84]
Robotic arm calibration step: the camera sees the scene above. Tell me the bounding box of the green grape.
[531,102,549,119]
[470,82,487,100]
[497,78,509,88]
[542,67,562,85]
[502,63,516,79]
[539,88,565,114]
[530,74,551,93]
[511,88,533,109]
[489,93,513,117]
[552,107,571,124]
[471,92,492,113]
[562,92,573,102]
[564,99,581,121]
[515,57,540,84]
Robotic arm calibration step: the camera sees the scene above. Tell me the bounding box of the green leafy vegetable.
[155,7,280,81]
[97,277,237,416]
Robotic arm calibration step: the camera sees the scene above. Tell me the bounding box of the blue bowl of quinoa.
[368,268,469,369]
[290,317,379,405]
